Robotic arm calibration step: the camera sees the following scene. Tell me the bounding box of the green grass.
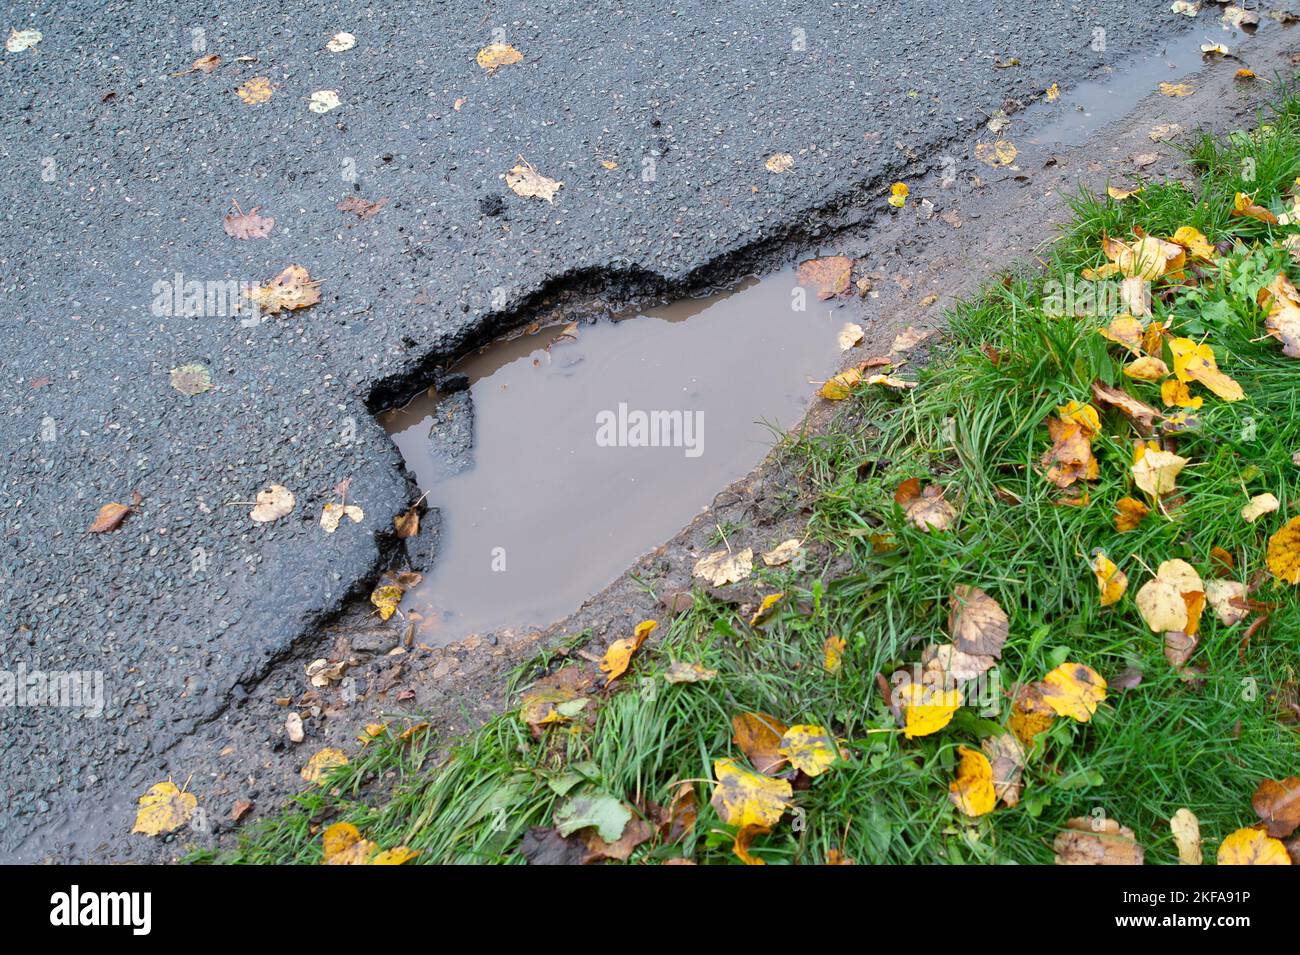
[200,86,1300,866]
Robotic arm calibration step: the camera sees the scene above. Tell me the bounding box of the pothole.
[378,267,846,644]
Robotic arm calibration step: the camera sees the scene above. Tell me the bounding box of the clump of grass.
[208,86,1300,866]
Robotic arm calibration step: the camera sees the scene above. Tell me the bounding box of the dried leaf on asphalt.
[693,547,752,586]
[974,140,1017,166]
[838,322,864,350]
[892,326,934,352]
[476,42,523,71]
[308,89,342,113]
[320,502,364,532]
[778,724,837,777]
[394,506,420,538]
[762,538,802,566]
[505,159,563,202]
[178,53,221,75]
[249,484,295,522]
[369,582,405,621]
[949,745,997,817]
[1038,661,1107,722]
[235,76,273,104]
[326,32,356,52]
[895,478,957,531]
[247,264,321,314]
[337,195,389,219]
[222,200,274,240]
[1053,817,1144,865]
[600,619,657,685]
[301,747,349,784]
[1252,776,1300,838]
[132,781,197,836]
[1267,516,1300,584]
[1217,827,1291,865]
[1241,493,1279,524]
[1170,808,1202,865]
[1158,82,1193,97]
[170,362,212,395]
[820,367,862,400]
[948,585,1009,658]
[5,28,42,52]
[765,152,794,173]
[710,758,792,829]
[1091,550,1127,607]
[732,712,788,775]
[798,255,853,300]
[89,501,132,534]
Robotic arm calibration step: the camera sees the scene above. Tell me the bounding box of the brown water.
[379,268,846,643]
[1023,19,1270,148]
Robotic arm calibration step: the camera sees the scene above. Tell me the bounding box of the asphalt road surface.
[0,0,1216,858]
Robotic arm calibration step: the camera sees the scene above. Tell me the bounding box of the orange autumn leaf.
[1232,191,1279,225]
[731,712,789,775]
[1114,496,1150,532]
[1267,516,1300,584]
[600,619,658,685]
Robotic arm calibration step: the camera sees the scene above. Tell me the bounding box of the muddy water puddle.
[380,269,846,644]
[1022,19,1273,147]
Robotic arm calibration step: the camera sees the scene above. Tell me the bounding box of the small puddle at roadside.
[1020,20,1273,148]
[380,269,846,644]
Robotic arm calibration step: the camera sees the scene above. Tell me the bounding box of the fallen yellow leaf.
[1038,662,1107,722]
[132,781,197,836]
[1216,827,1292,865]
[949,745,996,817]
[710,758,792,828]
